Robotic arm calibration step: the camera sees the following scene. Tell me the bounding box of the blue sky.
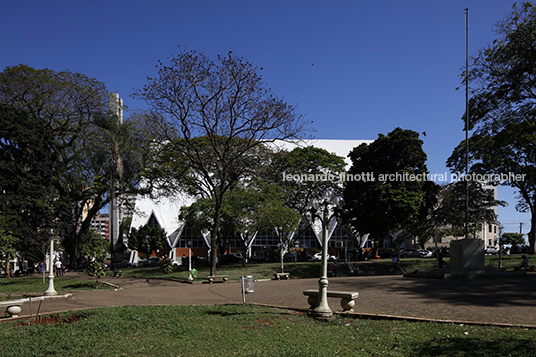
[1,0,530,235]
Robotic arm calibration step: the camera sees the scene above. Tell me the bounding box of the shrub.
[159,257,173,274]
[84,260,106,288]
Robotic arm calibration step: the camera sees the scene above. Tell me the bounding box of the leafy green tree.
[265,145,352,263]
[92,109,150,264]
[128,224,167,259]
[344,128,437,257]
[432,181,506,239]
[256,202,301,273]
[135,50,308,275]
[0,103,57,263]
[82,231,109,263]
[267,146,347,213]
[501,232,526,246]
[447,3,536,254]
[0,214,17,277]
[179,180,301,268]
[225,180,301,269]
[0,65,108,265]
[0,65,150,267]
[84,260,106,288]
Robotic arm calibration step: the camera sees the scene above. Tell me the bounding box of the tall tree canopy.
[344,128,437,255]
[432,181,505,239]
[0,65,149,266]
[447,2,536,254]
[501,232,526,246]
[128,224,167,260]
[135,49,308,275]
[0,103,57,263]
[267,145,347,213]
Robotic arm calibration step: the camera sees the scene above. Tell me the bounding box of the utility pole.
[108,93,123,270]
[464,8,470,240]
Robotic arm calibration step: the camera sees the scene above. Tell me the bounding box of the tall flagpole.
[465,8,470,240]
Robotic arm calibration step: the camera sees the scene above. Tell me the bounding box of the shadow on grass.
[335,273,536,309]
[60,282,108,290]
[411,336,536,357]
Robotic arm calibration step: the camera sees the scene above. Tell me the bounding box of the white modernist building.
[129,139,373,263]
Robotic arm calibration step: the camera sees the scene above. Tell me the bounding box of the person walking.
[55,260,62,277]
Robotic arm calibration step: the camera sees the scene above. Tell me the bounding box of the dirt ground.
[5,269,536,327]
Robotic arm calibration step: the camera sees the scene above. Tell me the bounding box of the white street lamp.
[306,189,344,318]
[44,229,57,296]
[187,241,193,281]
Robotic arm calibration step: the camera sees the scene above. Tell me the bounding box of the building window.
[179,226,206,248]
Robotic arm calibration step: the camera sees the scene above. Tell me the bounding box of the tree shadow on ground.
[336,274,536,308]
[411,335,536,357]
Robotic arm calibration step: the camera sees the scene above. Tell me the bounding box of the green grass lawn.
[120,261,323,282]
[118,254,529,282]
[0,304,535,357]
[0,277,113,300]
[1,256,534,356]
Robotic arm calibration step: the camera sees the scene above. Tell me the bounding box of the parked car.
[283,251,313,262]
[377,249,397,258]
[283,252,297,262]
[312,253,337,261]
[107,259,134,269]
[419,249,433,258]
[485,245,499,255]
[224,253,243,263]
[511,244,528,254]
[147,257,160,266]
[400,248,422,258]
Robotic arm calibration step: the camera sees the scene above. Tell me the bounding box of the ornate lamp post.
[306,189,344,318]
[44,229,57,296]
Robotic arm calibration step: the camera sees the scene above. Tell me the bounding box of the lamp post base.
[311,307,333,318]
[44,276,57,296]
[312,277,332,318]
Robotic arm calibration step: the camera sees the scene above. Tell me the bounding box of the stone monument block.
[450,239,484,270]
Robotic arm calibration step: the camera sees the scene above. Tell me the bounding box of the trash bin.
[242,276,254,293]
[241,276,254,303]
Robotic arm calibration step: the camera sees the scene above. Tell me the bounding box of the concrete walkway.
[7,272,536,327]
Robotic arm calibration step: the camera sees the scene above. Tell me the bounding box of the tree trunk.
[370,238,380,259]
[3,258,11,278]
[529,208,536,255]
[209,204,222,276]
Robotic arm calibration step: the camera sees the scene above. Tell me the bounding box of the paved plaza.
[8,272,536,327]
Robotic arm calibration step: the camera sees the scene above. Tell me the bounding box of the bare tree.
[134,49,309,275]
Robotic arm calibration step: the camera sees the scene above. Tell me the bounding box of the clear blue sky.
[1,0,530,235]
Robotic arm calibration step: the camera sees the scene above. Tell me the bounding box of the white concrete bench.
[0,298,28,317]
[303,289,359,312]
[274,272,290,280]
[207,275,229,284]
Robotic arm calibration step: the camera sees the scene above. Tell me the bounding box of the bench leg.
[340,298,355,312]
[307,295,317,308]
[223,277,228,283]
[208,278,214,284]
